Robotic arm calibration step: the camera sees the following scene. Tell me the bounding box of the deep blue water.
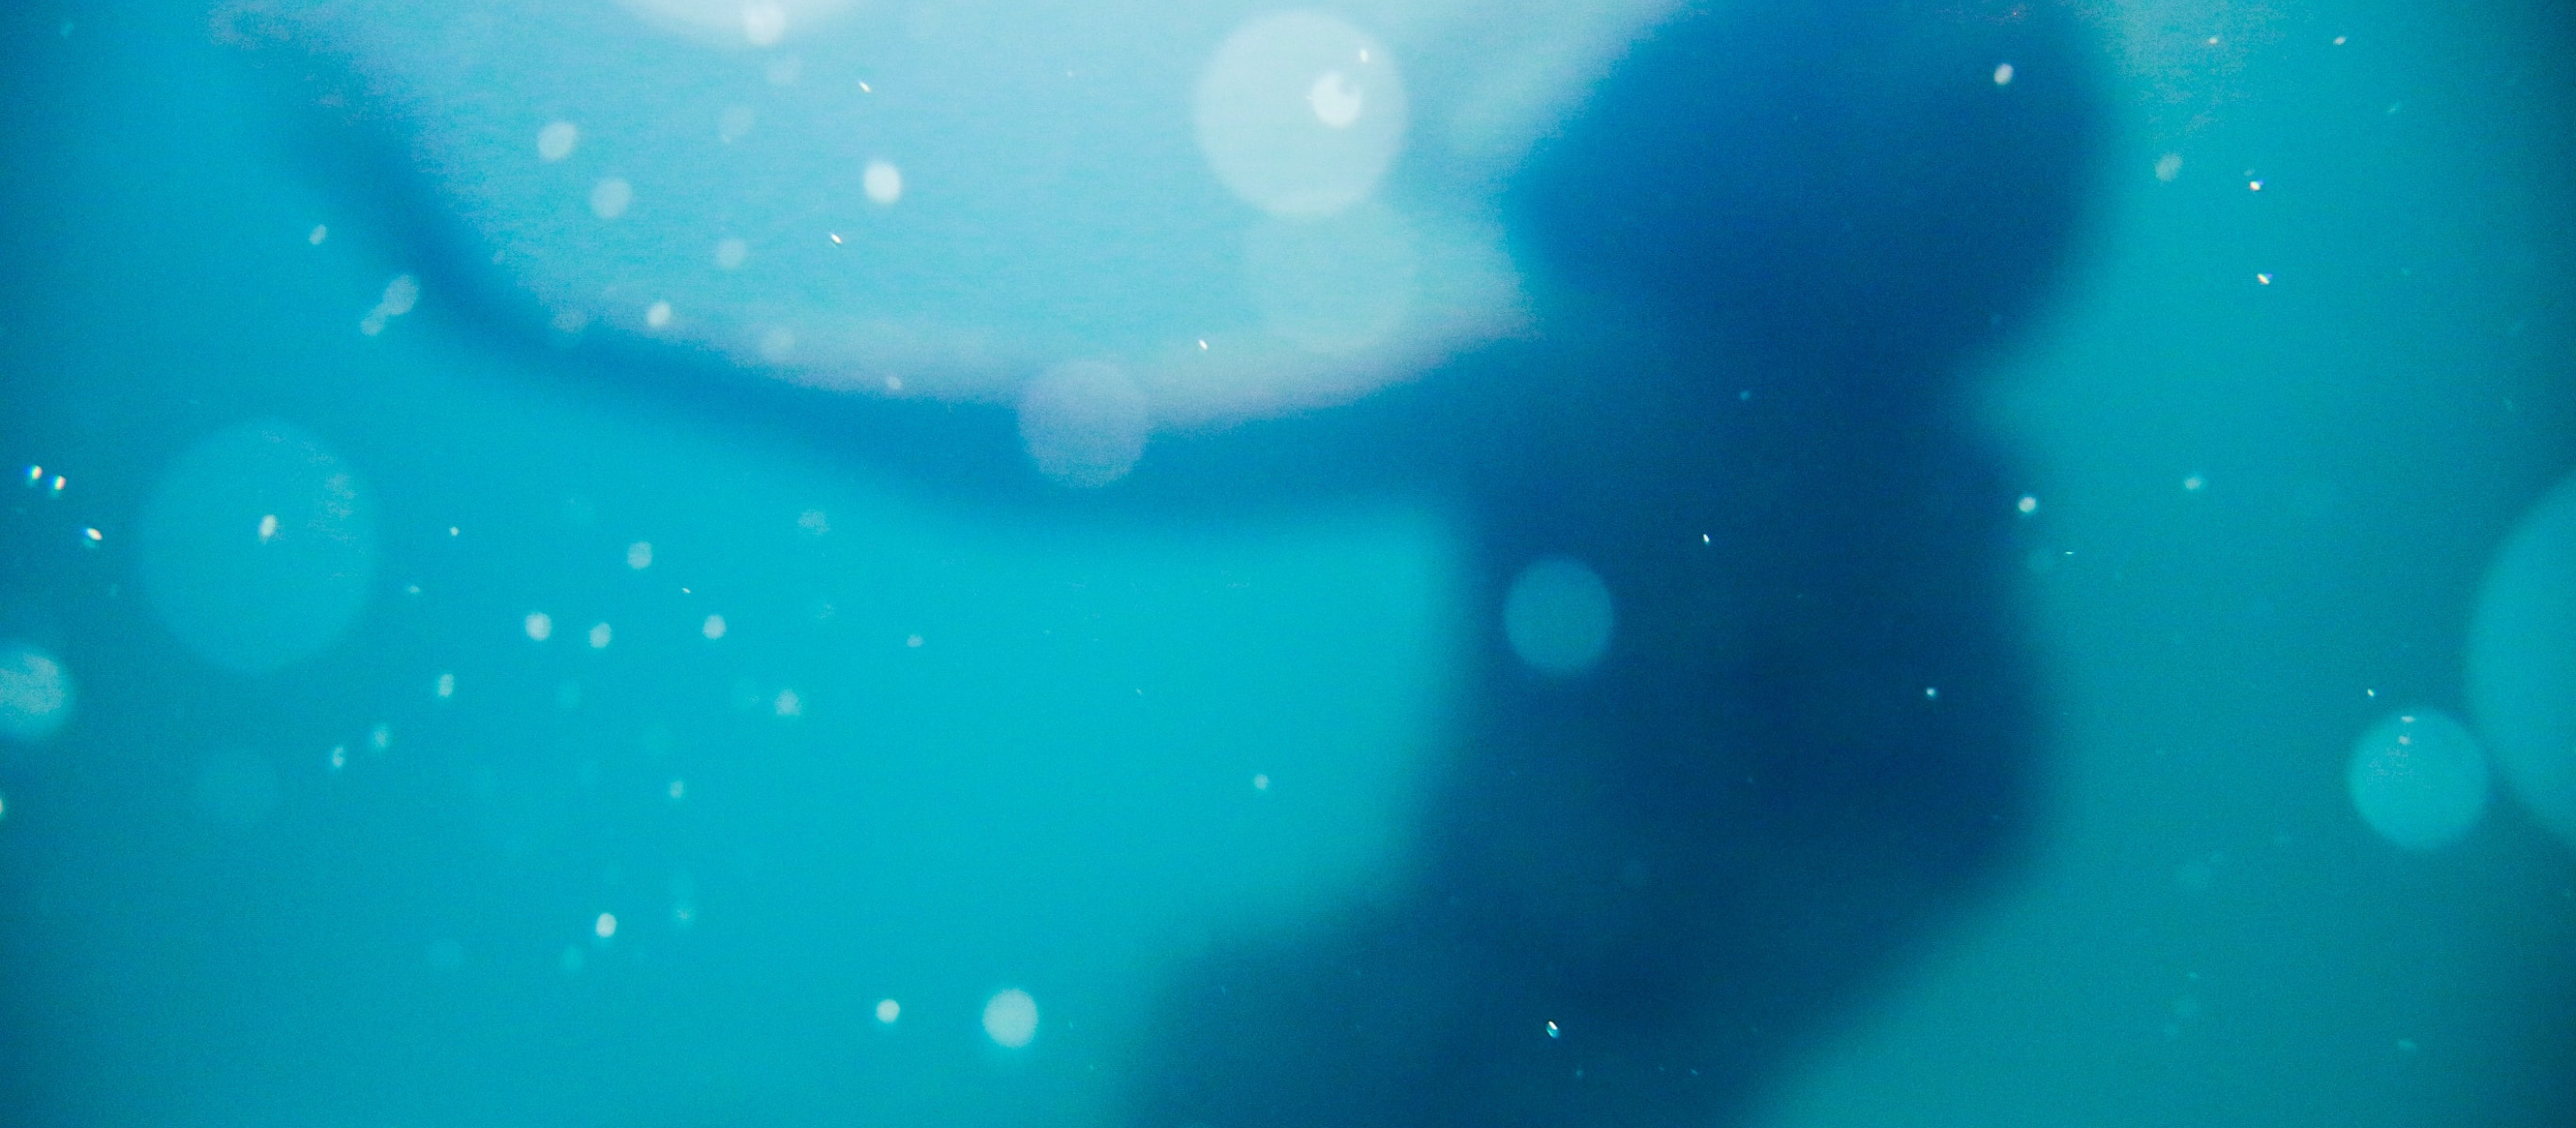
[3,2,2573,1126]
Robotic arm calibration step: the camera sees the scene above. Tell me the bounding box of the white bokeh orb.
[1017,361,1150,488]
[139,420,378,675]
[982,987,1039,1047]
[0,643,73,743]
[2467,472,2576,850]
[2346,708,2489,851]
[1504,556,1614,676]
[1195,12,1408,218]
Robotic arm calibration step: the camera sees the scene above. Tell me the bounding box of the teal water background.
[2,2,2572,1126]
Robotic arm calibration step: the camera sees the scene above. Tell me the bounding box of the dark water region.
[2,2,2573,1127]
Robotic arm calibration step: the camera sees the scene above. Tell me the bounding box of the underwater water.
[2,1,2573,1126]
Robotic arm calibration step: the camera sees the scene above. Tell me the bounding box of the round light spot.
[194,750,281,828]
[875,998,900,1024]
[714,237,748,270]
[595,912,618,939]
[435,672,455,699]
[1504,556,1614,676]
[1018,361,1150,488]
[773,688,802,718]
[1195,12,1407,217]
[1992,62,2014,86]
[626,541,653,570]
[588,622,612,649]
[525,612,554,642]
[2468,472,2576,850]
[537,121,578,161]
[0,643,73,742]
[702,615,727,640]
[1242,201,1418,354]
[2154,152,2183,182]
[589,177,634,219]
[645,300,674,329]
[2348,709,2489,850]
[742,1,786,45]
[982,988,1038,1047]
[140,421,377,675]
[862,159,902,205]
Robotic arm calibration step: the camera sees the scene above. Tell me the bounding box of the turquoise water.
[2,2,2572,1126]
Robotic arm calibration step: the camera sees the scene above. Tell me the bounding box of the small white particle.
[2016,495,2038,514]
[774,688,802,718]
[307,225,329,245]
[589,177,633,220]
[645,300,673,329]
[594,912,617,939]
[588,622,612,649]
[702,615,727,640]
[1992,63,2014,86]
[525,612,554,642]
[435,672,455,699]
[905,634,923,649]
[1253,773,1271,791]
[876,998,901,1023]
[863,159,902,205]
[537,121,578,162]
[626,542,653,570]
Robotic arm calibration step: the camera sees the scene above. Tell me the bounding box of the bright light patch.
[702,615,726,640]
[525,613,554,641]
[0,643,74,743]
[1018,361,1150,487]
[2017,495,2038,514]
[862,159,902,205]
[2467,472,2576,849]
[875,998,900,1024]
[2348,709,2489,850]
[627,541,653,569]
[595,912,618,938]
[435,672,455,698]
[1504,556,1614,676]
[1992,62,2014,85]
[1243,202,1418,355]
[139,421,377,674]
[2155,153,2183,182]
[1196,12,1407,217]
[588,622,612,649]
[645,300,673,329]
[774,688,802,718]
[537,121,578,161]
[257,513,279,542]
[590,177,634,219]
[307,225,328,245]
[982,988,1039,1047]
[742,1,785,46]
[360,274,420,335]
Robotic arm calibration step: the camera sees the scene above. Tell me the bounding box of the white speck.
[1198,338,1209,350]
[2247,178,2264,192]
[1701,534,1711,544]
[435,672,455,699]
[360,274,420,336]
[590,178,633,219]
[1253,773,1271,791]
[702,615,727,640]
[369,723,392,753]
[537,121,578,161]
[258,513,279,542]
[594,912,617,939]
[307,225,328,245]
[1925,687,1939,700]
[448,526,460,537]
[742,2,786,47]
[983,988,1039,1047]
[857,81,872,93]
[714,237,748,270]
[1018,361,1150,487]
[48,475,63,494]
[863,159,902,205]
[905,634,923,649]
[645,300,673,329]
[668,779,686,800]
[626,542,653,570]
[2349,708,2489,850]
[773,688,802,718]
[1992,62,2014,85]
[2256,272,2273,285]
[2334,35,2349,46]
[588,622,612,649]
[525,613,554,642]
[1546,1020,1560,1038]
[884,375,903,392]
[82,527,101,543]
[2016,495,2038,514]
[2154,153,2183,182]
[876,998,901,1023]
[828,231,843,244]
[328,744,347,771]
